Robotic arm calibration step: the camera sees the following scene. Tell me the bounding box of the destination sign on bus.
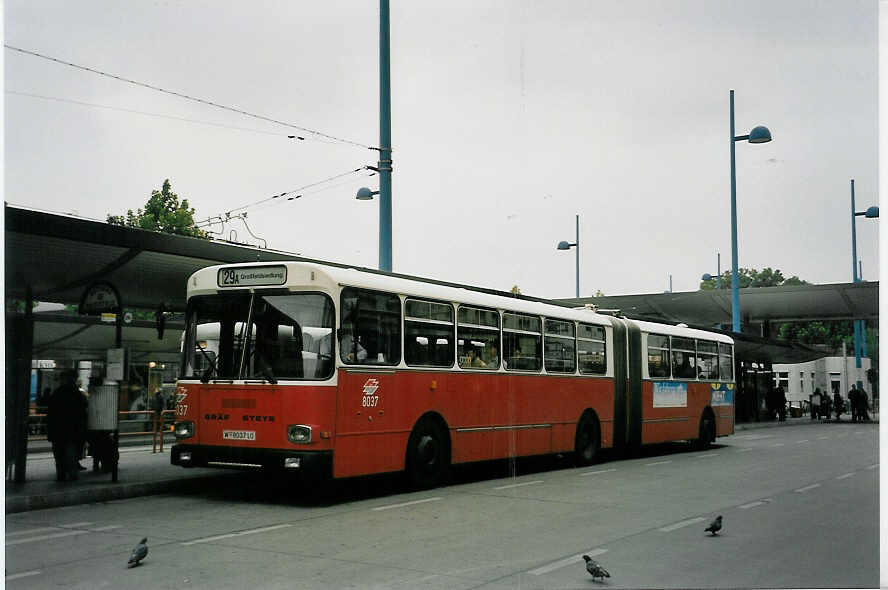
[217,266,287,287]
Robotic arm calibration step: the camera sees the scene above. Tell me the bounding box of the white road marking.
[579,468,616,477]
[738,501,764,509]
[854,431,866,435]
[7,521,94,537]
[90,525,123,532]
[816,436,830,440]
[737,448,753,453]
[866,464,878,470]
[836,473,855,480]
[795,440,809,444]
[370,497,443,511]
[772,443,785,447]
[5,570,42,581]
[529,548,608,576]
[6,529,90,546]
[645,460,672,466]
[492,480,544,490]
[795,484,821,493]
[181,523,293,545]
[659,517,705,532]
[692,454,717,459]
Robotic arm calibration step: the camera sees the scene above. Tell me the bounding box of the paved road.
[5,423,879,589]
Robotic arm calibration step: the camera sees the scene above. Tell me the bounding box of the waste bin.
[87,384,120,481]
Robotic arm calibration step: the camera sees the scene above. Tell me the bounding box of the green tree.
[107,179,207,238]
[699,267,807,290]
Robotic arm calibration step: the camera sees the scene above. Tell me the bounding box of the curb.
[735,418,878,431]
[5,473,241,514]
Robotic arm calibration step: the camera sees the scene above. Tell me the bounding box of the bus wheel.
[406,418,450,489]
[574,412,601,466]
[693,412,715,450]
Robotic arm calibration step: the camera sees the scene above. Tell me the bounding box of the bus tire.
[574,411,601,466]
[406,416,450,489]
[693,410,716,450]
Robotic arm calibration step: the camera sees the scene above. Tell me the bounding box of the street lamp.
[557,214,580,298]
[701,253,722,290]
[850,178,878,389]
[729,89,772,333]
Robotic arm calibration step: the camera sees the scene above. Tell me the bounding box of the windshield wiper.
[195,342,218,384]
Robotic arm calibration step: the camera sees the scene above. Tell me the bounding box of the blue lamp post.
[557,214,580,298]
[850,178,879,389]
[356,0,393,273]
[729,90,772,333]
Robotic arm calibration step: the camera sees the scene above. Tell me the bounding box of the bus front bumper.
[171,444,332,477]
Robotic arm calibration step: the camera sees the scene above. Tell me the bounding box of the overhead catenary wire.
[5,44,375,150]
[194,166,372,226]
[6,89,313,140]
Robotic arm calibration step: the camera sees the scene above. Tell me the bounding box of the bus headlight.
[174,421,194,439]
[287,425,312,444]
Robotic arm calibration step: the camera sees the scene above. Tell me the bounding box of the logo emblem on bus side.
[362,379,380,395]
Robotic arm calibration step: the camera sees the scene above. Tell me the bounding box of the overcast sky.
[3,1,879,299]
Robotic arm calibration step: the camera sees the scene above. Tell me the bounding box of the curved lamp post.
[729,89,772,333]
[557,214,580,298]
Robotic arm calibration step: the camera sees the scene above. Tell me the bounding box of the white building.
[772,355,872,404]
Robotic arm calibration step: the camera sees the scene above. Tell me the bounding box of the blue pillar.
[378,0,393,272]
[729,90,740,333]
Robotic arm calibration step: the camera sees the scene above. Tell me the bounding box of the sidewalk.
[735,412,878,431]
[7,413,878,514]
[5,444,241,514]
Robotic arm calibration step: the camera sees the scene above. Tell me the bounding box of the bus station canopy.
[6,204,878,365]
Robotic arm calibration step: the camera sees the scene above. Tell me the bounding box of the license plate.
[223,430,256,441]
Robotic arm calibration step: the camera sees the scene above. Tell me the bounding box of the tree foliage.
[107,179,207,238]
[699,267,807,290]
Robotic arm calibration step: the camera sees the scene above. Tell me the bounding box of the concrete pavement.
[6,413,876,514]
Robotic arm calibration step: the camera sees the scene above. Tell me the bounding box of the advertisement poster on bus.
[710,383,734,406]
[653,381,687,407]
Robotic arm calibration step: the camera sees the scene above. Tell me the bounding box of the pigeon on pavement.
[127,537,148,568]
[705,515,723,536]
[583,555,610,582]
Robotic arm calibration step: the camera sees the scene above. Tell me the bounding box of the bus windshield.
[181,292,335,381]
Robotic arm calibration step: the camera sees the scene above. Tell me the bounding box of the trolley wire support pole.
[378,0,393,272]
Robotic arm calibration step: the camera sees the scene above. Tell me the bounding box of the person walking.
[811,388,822,420]
[47,370,87,481]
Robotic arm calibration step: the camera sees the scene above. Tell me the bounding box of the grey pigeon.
[127,537,148,568]
[583,555,610,582]
[704,515,723,536]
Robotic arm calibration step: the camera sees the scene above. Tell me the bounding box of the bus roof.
[187,261,733,344]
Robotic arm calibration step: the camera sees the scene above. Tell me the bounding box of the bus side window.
[578,323,606,375]
[646,334,669,378]
[340,288,401,366]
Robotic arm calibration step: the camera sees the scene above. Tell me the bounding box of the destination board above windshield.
[217,266,287,287]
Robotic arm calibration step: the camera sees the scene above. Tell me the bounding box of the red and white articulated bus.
[171,261,734,487]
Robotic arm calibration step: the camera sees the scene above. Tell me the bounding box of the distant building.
[772,356,872,406]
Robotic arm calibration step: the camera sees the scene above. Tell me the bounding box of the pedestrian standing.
[811,388,822,420]
[47,370,87,481]
[858,386,870,421]
[849,384,859,422]
[833,390,844,421]
[776,385,787,422]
